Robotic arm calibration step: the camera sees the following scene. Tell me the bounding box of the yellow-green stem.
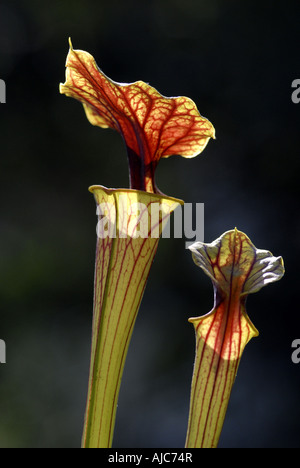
[82,186,182,448]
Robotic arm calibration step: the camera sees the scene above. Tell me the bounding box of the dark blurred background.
[0,0,299,448]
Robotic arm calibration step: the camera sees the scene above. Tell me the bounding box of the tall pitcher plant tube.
[185,229,285,448]
[84,186,182,447]
[60,40,215,447]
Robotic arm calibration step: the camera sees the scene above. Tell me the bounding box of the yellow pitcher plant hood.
[60,39,215,194]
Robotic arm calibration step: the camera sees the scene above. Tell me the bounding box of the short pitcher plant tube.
[60,40,215,448]
[185,229,285,448]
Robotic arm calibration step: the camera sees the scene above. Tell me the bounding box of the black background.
[0,0,299,448]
